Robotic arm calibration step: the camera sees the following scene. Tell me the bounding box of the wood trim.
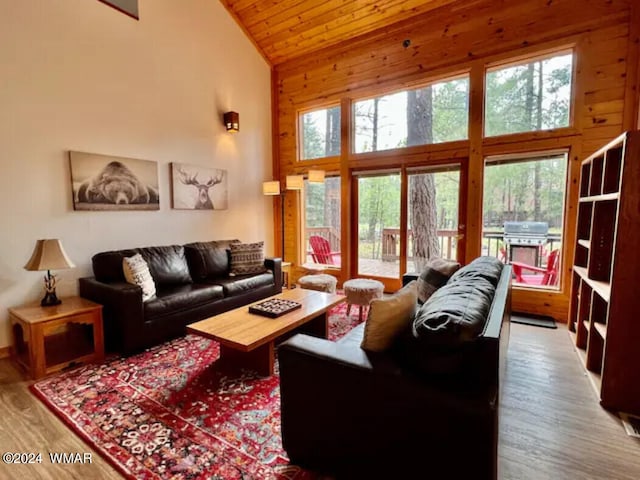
[399,167,408,277]
[465,61,484,261]
[340,97,352,282]
[271,68,282,258]
[0,346,11,360]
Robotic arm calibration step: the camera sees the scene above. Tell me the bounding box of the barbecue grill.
[503,221,549,266]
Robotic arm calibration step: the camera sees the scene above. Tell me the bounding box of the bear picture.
[69,152,160,211]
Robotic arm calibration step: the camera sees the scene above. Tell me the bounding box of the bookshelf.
[568,131,640,414]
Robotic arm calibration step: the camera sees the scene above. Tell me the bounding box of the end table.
[9,296,104,379]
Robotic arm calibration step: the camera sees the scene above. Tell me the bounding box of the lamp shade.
[308,169,325,183]
[24,239,75,271]
[262,180,281,195]
[286,175,304,190]
[223,111,239,132]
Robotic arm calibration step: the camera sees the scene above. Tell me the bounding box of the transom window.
[353,76,469,154]
[299,105,341,160]
[485,51,573,137]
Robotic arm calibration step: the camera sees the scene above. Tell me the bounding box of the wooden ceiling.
[220,0,466,65]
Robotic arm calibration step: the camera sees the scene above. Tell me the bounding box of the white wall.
[0,0,274,348]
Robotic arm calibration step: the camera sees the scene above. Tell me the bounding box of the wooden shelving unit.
[568,131,640,415]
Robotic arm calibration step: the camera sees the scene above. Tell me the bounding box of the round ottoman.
[298,274,337,293]
[343,278,384,321]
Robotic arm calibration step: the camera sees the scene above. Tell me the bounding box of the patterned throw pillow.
[123,254,156,302]
[417,257,461,303]
[361,281,418,353]
[228,241,267,276]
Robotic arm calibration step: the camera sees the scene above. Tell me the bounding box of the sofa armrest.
[78,277,144,352]
[264,257,282,290]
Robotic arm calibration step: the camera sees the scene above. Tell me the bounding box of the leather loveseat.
[79,240,281,353]
[278,256,511,480]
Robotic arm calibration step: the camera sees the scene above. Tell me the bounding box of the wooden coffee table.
[187,288,344,376]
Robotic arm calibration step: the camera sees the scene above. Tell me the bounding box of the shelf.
[582,319,590,332]
[573,266,610,302]
[593,322,607,339]
[577,239,590,249]
[578,192,619,203]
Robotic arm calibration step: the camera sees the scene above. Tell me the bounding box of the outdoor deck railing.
[381,228,458,261]
[306,226,561,264]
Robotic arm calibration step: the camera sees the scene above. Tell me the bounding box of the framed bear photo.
[69,151,160,211]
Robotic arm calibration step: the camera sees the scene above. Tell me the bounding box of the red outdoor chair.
[511,249,560,286]
[308,235,341,266]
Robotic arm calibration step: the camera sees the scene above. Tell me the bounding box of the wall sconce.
[285,175,304,190]
[308,169,325,183]
[223,111,239,132]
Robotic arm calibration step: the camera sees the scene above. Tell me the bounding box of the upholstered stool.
[343,278,384,321]
[298,274,337,293]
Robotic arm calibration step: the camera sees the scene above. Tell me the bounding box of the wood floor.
[1,322,639,479]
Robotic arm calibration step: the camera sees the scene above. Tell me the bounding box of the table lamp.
[24,239,75,307]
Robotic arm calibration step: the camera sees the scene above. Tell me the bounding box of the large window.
[485,52,573,137]
[299,106,341,160]
[482,153,568,290]
[304,176,341,266]
[353,76,469,153]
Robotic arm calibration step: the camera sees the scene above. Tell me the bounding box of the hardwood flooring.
[0,322,639,479]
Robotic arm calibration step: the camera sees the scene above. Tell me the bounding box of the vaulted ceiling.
[220,0,466,66]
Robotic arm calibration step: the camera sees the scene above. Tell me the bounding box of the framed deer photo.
[170,162,229,210]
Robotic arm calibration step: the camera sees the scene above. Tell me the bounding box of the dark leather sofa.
[278,257,511,480]
[79,240,281,353]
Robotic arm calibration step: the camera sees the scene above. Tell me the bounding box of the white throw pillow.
[123,254,156,302]
[361,281,418,352]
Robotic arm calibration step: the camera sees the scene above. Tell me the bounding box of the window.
[353,76,469,153]
[485,52,573,137]
[304,176,341,266]
[482,153,568,290]
[299,106,341,160]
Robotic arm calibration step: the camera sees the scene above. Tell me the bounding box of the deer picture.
[176,166,225,210]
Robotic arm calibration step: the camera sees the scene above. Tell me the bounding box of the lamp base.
[41,291,61,307]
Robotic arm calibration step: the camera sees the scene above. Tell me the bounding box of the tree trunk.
[325,107,340,156]
[407,86,439,270]
[534,62,543,220]
[372,98,379,151]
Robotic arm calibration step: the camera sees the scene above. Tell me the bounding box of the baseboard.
[0,346,11,359]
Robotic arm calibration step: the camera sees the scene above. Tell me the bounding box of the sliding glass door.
[355,172,401,281]
[353,162,465,290]
[406,165,462,273]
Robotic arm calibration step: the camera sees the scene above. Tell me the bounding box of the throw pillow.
[416,257,461,303]
[123,254,156,302]
[228,241,267,276]
[361,281,418,353]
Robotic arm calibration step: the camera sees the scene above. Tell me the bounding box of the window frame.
[350,72,471,155]
[483,48,576,139]
[297,103,342,163]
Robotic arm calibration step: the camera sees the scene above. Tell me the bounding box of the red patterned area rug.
[31,301,362,480]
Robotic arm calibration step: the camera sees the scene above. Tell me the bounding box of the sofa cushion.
[361,281,417,352]
[413,277,495,346]
[416,258,461,303]
[143,283,224,320]
[448,255,503,287]
[184,240,240,280]
[395,276,496,376]
[122,254,156,302]
[229,241,267,276]
[209,272,274,296]
[92,249,138,283]
[139,245,192,286]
